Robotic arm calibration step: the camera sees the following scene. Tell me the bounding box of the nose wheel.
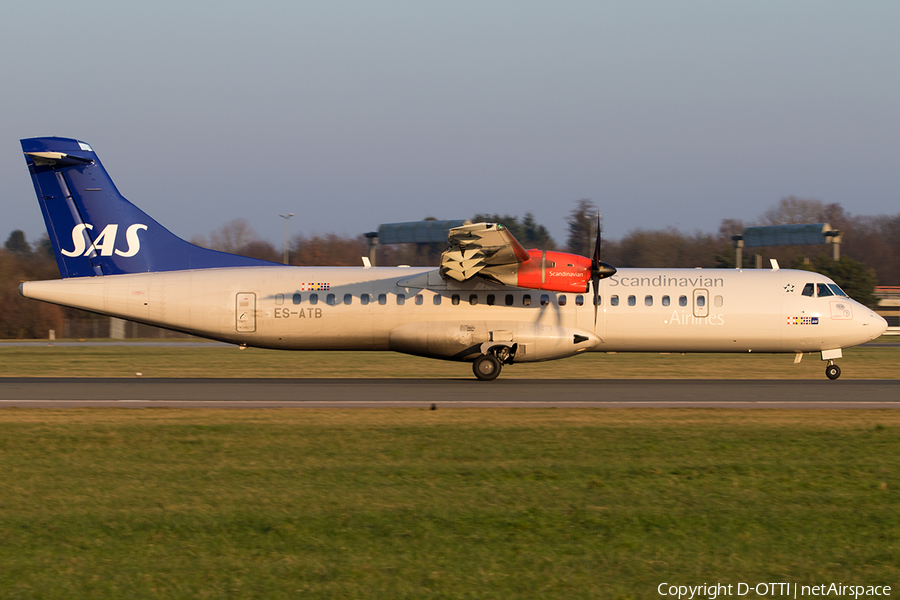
[825,362,841,380]
[473,354,502,381]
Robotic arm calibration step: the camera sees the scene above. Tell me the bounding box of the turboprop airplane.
[18,137,887,380]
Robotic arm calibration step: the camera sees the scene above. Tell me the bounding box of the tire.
[473,354,502,381]
[825,364,841,380]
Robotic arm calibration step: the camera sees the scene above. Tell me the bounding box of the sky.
[2,1,899,250]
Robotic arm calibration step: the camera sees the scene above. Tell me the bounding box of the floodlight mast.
[279,213,295,265]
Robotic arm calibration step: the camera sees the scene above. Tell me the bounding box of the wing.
[439,223,531,283]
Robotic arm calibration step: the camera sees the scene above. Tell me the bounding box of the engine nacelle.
[476,250,592,293]
[517,250,592,293]
[389,320,599,363]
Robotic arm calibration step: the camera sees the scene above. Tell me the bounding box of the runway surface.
[0,378,897,408]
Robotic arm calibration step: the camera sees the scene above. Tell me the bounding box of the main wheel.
[473,354,502,381]
[825,364,841,380]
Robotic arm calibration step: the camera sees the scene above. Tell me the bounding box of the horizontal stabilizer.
[25,152,94,167]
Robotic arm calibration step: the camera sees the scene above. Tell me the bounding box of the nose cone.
[870,311,889,340]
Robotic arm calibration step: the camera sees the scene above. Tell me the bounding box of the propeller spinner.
[591,214,617,327]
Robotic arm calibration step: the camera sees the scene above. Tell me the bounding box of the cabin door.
[692,288,709,318]
[235,292,257,333]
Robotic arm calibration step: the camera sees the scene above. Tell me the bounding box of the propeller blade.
[590,214,616,329]
[592,214,601,328]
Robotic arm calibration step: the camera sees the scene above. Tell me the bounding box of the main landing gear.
[473,345,514,381]
[473,354,502,381]
[825,362,841,380]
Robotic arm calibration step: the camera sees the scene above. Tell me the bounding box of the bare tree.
[759,197,846,226]
[606,229,721,268]
[291,234,369,266]
[209,218,259,254]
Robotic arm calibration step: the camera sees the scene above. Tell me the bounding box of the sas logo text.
[62,223,148,258]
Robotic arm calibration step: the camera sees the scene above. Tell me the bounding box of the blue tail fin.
[21,137,280,278]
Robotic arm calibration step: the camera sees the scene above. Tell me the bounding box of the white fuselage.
[20,266,885,362]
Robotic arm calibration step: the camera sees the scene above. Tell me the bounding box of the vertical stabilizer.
[21,137,279,278]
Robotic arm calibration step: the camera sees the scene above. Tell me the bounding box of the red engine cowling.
[515,250,592,293]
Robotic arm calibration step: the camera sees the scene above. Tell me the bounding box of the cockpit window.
[816,284,833,297]
[801,283,814,297]
[828,284,848,297]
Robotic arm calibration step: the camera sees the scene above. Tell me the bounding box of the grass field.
[0,343,897,378]
[0,409,897,599]
[1,344,897,597]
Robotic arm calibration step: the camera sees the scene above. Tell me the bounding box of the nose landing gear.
[825,362,841,380]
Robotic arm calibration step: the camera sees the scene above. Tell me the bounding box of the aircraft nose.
[870,311,889,339]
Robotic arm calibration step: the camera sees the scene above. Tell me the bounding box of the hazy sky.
[2,1,899,249]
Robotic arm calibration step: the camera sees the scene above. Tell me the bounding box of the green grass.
[0,409,898,599]
[0,344,896,378]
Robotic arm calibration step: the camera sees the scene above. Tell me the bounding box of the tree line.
[2,196,895,337]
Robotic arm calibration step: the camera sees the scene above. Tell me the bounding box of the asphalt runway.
[0,378,897,408]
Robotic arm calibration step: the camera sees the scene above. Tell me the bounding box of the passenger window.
[276,294,284,305]
[558,295,567,306]
[662,295,670,306]
[714,295,723,307]
[505,294,514,306]
[575,295,584,306]
[433,294,441,306]
[292,293,302,305]
[469,294,478,306]
[397,294,405,305]
[326,293,336,305]
[628,295,636,306]
[644,295,653,307]
[679,295,687,307]
[309,294,318,305]
[415,294,423,305]
[611,295,619,306]
[378,294,387,305]
[452,294,460,305]
[343,294,352,305]
[594,295,602,306]
[817,284,833,297]
[697,295,706,307]
[802,283,815,297]
[360,293,370,305]
[486,294,495,306]
[523,294,532,306]
[540,294,550,306]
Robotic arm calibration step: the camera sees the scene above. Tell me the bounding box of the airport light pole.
[279,213,295,265]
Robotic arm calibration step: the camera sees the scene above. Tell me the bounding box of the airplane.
[18,137,888,381]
